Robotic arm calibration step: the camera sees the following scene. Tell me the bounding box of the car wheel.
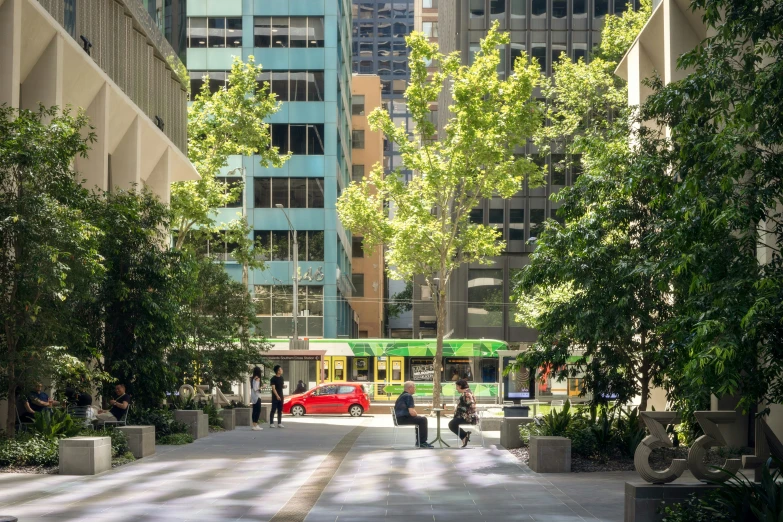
[349,404,363,417]
[291,405,305,416]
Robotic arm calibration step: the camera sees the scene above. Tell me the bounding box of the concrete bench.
[174,410,208,439]
[117,425,155,458]
[59,436,111,475]
[234,407,252,427]
[220,409,235,430]
[529,436,571,473]
[500,417,535,449]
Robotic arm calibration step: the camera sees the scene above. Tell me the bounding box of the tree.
[82,189,181,409]
[640,0,783,414]
[169,253,269,391]
[386,280,413,319]
[508,2,670,409]
[172,56,289,251]
[0,106,102,436]
[338,24,544,407]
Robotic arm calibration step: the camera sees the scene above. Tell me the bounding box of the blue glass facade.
[186,0,356,339]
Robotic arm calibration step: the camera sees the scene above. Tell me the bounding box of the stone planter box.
[480,417,502,431]
[174,410,208,439]
[500,417,534,449]
[220,409,235,430]
[117,425,155,458]
[59,436,111,475]
[234,407,252,427]
[529,436,571,473]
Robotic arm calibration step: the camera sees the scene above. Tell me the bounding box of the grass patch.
[158,433,194,445]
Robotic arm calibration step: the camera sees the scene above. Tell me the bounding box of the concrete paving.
[0,415,640,522]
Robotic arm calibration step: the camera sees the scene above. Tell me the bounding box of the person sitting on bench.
[394,381,433,448]
[96,383,130,424]
[29,383,58,414]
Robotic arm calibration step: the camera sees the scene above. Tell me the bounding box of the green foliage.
[30,410,81,440]
[661,459,783,522]
[201,401,222,427]
[387,281,413,319]
[170,394,198,411]
[0,433,59,467]
[169,254,269,389]
[222,400,249,409]
[128,407,188,439]
[615,407,646,457]
[0,105,103,436]
[173,56,289,252]
[338,23,544,407]
[83,428,129,458]
[158,433,193,445]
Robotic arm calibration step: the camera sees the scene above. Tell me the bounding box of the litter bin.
[503,405,530,417]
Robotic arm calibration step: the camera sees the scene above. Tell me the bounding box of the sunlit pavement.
[0,415,635,521]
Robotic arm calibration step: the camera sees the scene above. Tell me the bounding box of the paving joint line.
[269,419,370,522]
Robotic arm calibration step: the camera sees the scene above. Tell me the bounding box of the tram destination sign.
[267,355,322,361]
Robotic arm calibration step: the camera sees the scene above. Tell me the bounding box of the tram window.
[377,359,388,381]
[410,358,434,381]
[445,358,474,381]
[352,357,370,381]
[334,360,345,381]
[392,360,402,380]
[481,359,499,382]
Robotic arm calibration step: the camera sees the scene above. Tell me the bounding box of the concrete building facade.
[0,0,197,205]
[186,0,357,339]
[349,74,385,338]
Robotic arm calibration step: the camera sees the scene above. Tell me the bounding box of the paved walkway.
[0,415,639,522]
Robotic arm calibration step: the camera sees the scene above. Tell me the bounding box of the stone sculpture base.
[624,482,720,522]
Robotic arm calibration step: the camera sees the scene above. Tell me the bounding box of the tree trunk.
[5,374,16,438]
[432,287,447,410]
[639,333,649,412]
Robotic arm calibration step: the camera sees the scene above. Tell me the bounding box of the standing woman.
[449,379,477,447]
[251,367,263,431]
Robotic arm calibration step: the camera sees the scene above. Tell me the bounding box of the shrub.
[158,433,194,445]
[128,407,190,439]
[112,451,136,466]
[82,428,129,458]
[0,434,59,467]
[615,407,646,457]
[569,427,599,457]
[170,394,198,410]
[223,400,249,410]
[201,401,222,427]
[31,410,82,440]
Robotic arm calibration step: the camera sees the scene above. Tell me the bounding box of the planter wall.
[529,436,571,473]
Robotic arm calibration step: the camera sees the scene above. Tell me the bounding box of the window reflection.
[468,269,504,327]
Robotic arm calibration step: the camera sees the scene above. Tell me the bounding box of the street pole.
[276,204,298,340]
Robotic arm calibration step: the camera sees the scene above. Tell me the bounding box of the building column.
[20,33,63,112]
[111,116,141,192]
[0,0,22,108]
[76,83,110,192]
[144,148,172,204]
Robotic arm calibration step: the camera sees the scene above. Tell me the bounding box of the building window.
[253,17,325,48]
[254,231,325,262]
[510,0,525,19]
[489,208,504,238]
[509,204,524,241]
[352,130,365,149]
[595,0,609,17]
[531,44,547,72]
[352,274,365,297]
[358,3,374,18]
[187,17,242,48]
[469,208,483,224]
[573,0,587,16]
[254,178,325,208]
[423,0,438,8]
[552,0,567,18]
[352,165,365,183]
[490,0,506,16]
[64,0,76,37]
[216,177,243,208]
[470,0,485,18]
[269,124,325,155]
[532,0,546,17]
[422,22,439,38]
[573,44,588,63]
[253,285,324,338]
[190,70,230,95]
[352,237,364,258]
[468,269,503,327]
[352,95,365,115]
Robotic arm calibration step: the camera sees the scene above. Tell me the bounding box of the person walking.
[250,367,263,431]
[269,365,285,428]
[448,379,477,448]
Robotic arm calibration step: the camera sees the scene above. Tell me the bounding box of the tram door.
[322,356,348,382]
[374,356,405,400]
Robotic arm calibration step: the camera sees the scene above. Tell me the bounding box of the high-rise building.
[185,0,357,339]
[143,0,188,64]
[349,74,385,338]
[400,0,640,343]
[0,0,198,203]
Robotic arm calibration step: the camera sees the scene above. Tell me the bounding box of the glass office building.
[186,0,357,339]
[419,0,641,343]
[143,0,188,64]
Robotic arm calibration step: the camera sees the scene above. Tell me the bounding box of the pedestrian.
[394,381,432,448]
[448,379,477,447]
[250,367,263,431]
[269,365,285,428]
[294,380,307,394]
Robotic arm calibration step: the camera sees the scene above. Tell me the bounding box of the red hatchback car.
[283,382,370,417]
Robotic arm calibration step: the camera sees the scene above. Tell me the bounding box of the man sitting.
[16,387,36,423]
[394,381,432,448]
[29,383,58,414]
[96,384,130,424]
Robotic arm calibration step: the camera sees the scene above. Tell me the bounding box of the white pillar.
[0,0,22,108]
[76,83,110,192]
